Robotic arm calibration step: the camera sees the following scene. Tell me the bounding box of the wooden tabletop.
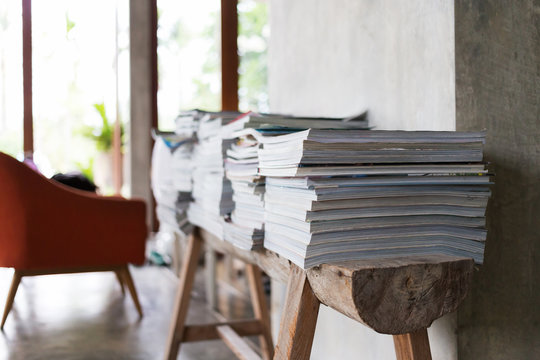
[200,228,474,335]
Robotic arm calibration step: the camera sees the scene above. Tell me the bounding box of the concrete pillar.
[455,1,540,359]
[129,0,153,227]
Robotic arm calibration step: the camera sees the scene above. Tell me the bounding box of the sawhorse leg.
[274,265,320,360]
[274,265,432,360]
[246,264,274,360]
[164,228,274,360]
[164,231,203,360]
[393,329,432,360]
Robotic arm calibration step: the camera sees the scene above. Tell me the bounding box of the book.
[265,175,492,189]
[259,163,487,177]
[221,111,369,139]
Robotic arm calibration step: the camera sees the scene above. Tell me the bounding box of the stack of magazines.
[221,112,369,249]
[223,134,265,250]
[151,112,197,237]
[259,129,491,269]
[187,111,241,238]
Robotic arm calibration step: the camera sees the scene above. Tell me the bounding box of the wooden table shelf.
[165,227,474,360]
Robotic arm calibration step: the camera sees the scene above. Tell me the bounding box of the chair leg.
[118,265,143,318]
[1,270,22,330]
[114,270,125,296]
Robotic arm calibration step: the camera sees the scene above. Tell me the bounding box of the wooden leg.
[393,329,432,360]
[172,232,182,276]
[1,270,22,330]
[205,249,217,310]
[114,270,125,296]
[274,265,320,360]
[217,325,262,360]
[119,265,143,318]
[164,230,203,360]
[245,264,274,360]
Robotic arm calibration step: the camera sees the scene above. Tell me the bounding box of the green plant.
[75,157,94,182]
[82,103,123,152]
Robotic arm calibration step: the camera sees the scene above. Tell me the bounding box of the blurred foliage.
[190,10,221,111]
[65,13,76,36]
[165,0,268,113]
[75,157,94,182]
[238,0,268,112]
[81,103,123,152]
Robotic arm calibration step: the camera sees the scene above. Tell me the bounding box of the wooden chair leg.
[245,264,274,360]
[164,230,203,360]
[114,270,125,296]
[274,265,320,360]
[1,270,22,330]
[393,329,432,360]
[119,265,143,318]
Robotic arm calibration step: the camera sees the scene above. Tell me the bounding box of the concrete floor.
[0,265,253,360]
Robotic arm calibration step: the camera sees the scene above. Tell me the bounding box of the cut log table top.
[200,228,474,335]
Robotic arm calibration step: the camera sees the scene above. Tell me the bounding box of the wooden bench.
[164,227,474,360]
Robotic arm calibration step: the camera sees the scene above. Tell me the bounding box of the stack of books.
[221,112,370,250]
[259,129,491,269]
[187,111,241,239]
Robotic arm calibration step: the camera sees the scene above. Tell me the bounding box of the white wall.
[269,0,455,131]
[268,1,457,359]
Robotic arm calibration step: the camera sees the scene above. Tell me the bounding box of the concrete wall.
[269,0,456,131]
[268,1,457,359]
[455,1,540,359]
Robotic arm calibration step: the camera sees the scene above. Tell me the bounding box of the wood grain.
[200,228,290,284]
[164,231,203,360]
[393,329,432,360]
[217,325,262,360]
[1,271,22,329]
[118,265,143,318]
[307,256,473,334]
[274,265,320,360]
[22,0,33,156]
[220,0,239,111]
[182,320,262,342]
[246,264,274,360]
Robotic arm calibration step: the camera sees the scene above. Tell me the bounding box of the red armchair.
[0,152,147,329]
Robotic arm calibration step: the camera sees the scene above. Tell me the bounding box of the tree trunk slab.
[200,229,474,335]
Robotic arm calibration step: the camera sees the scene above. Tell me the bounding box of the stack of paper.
[260,129,491,269]
[187,111,240,239]
[223,135,265,250]
[151,110,203,237]
[220,112,370,250]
